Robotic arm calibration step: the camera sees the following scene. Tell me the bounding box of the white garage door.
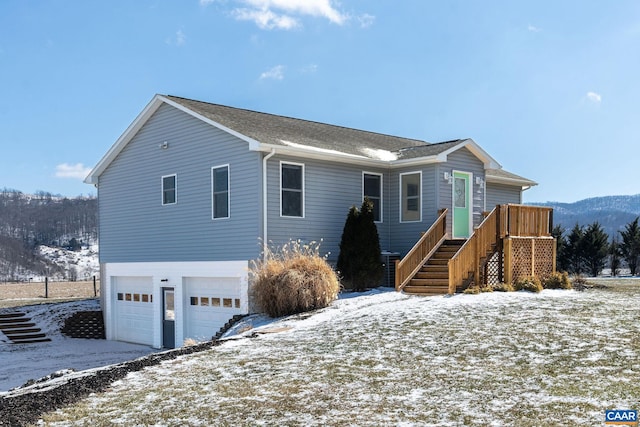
[113,276,154,345]
[184,277,243,341]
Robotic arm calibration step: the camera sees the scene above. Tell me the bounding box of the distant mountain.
[529,194,640,239]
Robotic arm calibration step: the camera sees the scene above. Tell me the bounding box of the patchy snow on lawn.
[40,281,640,426]
[0,299,158,393]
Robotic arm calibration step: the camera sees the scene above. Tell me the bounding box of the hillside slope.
[530,194,640,238]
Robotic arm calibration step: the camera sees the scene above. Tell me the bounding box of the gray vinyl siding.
[486,182,522,209]
[98,104,262,263]
[388,164,438,256]
[437,147,486,237]
[265,155,390,263]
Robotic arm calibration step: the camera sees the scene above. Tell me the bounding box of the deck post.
[474,235,481,286]
[504,237,512,284]
[552,238,557,274]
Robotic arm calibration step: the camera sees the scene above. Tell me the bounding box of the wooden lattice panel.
[534,238,555,280]
[483,251,502,285]
[511,238,533,281]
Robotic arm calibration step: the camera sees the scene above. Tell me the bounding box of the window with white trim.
[212,165,229,219]
[281,162,304,217]
[400,172,421,222]
[162,174,177,205]
[363,172,382,222]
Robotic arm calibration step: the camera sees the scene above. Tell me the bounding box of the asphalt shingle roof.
[166,95,459,160]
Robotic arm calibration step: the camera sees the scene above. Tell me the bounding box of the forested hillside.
[530,194,640,238]
[0,189,97,281]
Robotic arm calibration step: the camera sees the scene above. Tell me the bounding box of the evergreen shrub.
[337,198,384,291]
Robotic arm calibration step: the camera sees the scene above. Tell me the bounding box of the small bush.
[543,271,573,290]
[463,286,480,294]
[513,276,543,293]
[250,240,341,318]
[492,283,515,292]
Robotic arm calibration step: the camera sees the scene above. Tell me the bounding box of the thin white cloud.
[260,65,285,80]
[301,63,318,74]
[166,30,187,46]
[209,0,350,30]
[55,163,92,180]
[528,24,541,33]
[586,91,602,104]
[233,8,300,30]
[358,13,375,29]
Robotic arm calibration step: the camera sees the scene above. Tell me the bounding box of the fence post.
[93,275,97,297]
[45,277,49,299]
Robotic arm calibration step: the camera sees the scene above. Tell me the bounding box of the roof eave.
[486,175,538,188]
[85,94,166,185]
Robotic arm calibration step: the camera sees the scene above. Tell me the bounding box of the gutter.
[262,149,276,260]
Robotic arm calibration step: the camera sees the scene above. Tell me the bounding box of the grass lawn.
[41,279,640,426]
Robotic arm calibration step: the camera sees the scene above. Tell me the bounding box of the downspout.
[262,149,276,260]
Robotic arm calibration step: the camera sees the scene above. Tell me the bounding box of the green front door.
[453,171,471,238]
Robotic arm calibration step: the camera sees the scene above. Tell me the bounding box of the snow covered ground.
[37,244,99,282]
[0,300,157,392]
[36,280,640,426]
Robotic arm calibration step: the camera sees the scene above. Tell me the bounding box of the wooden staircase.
[0,312,51,344]
[403,240,465,295]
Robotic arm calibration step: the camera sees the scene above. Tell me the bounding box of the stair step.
[3,328,42,335]
[415,271,448,279]
[410,278,449,286]
[11,338,51,344]
[403,285,449,295]
[8,332,47,340]
[0,313,26,319]
[0,322,36,329]
[0,317,31,324]
[426,259,449,266]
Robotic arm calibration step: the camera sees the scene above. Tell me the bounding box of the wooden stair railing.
[448,207,499,294]
[395,209,448,292]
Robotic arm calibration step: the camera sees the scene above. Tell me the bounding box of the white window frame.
[280,161,305,218]
[161,174,177,206]
[399,171,422,223]
[362,171,383,223]
[211,164,230,220]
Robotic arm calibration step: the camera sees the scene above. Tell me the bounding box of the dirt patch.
[0,281,99,308]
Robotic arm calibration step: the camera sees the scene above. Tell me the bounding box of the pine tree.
[582,222,609,277]
[337,198,384,291]
[566,224,585,275]
[619,217,640,276]
[609,237,622,277]
[551,225,569,272]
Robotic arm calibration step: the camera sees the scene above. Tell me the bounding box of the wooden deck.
[396,204,555,295]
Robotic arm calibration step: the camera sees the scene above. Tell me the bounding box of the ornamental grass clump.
[513,276,543,293]
[542,271,573,290]
[250,240,341,318]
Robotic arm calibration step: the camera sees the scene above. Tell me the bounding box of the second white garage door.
[184,277,243,341]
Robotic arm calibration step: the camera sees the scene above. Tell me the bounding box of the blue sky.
[1,1,638,203]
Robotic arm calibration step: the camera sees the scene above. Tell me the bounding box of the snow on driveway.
[0,300,158,392]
